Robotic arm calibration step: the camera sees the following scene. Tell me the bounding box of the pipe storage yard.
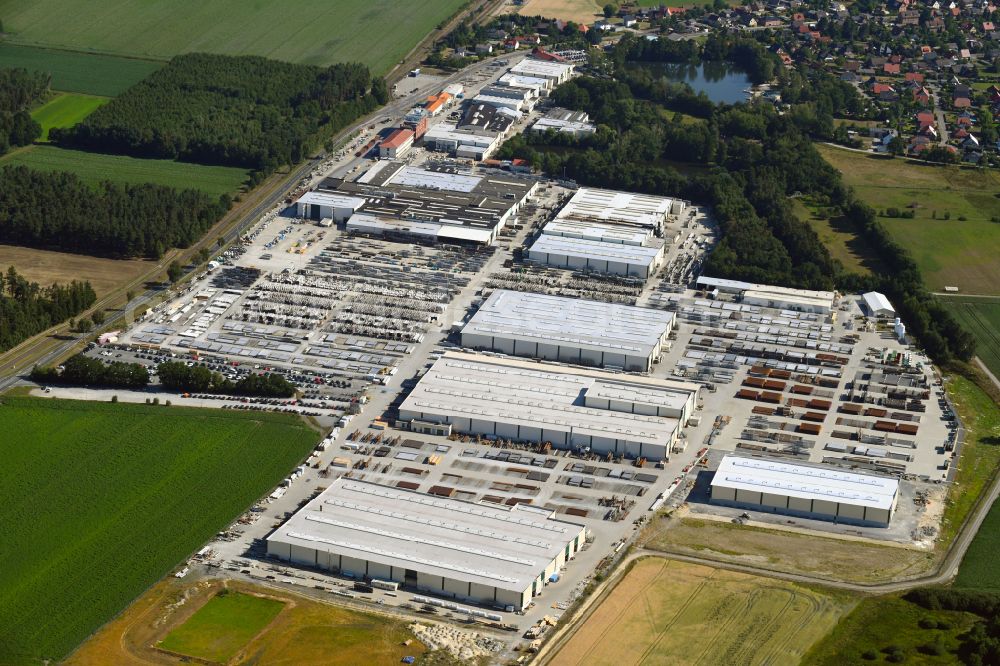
[461,290,674,371]
[398,352,698,460]
[709,455,899,527]
[266,477,587,611]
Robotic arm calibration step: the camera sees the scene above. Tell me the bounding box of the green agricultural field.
[0,397,317,665]
[0,0,467,74]
[0,44,162,96]
[950,372,1000,589]
[31,93,108,140]
[0,145,248,196]
[817,144,1000,295]
[938,296,1000,379]
[158,592,285,662]
[804,595,978,665]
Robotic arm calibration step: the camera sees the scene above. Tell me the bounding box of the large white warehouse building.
[710,456,899,527]
[555,187,685,232]
[526,234,665,278]
[461,289,674,371]
[398,352,699,461]
[267,478,586,611]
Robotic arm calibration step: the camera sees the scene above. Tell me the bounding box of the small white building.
[379,128,414,158]
[862,291,896,318]
[295,191,366,222]
[710,456,899,527]
[422,123,501,160]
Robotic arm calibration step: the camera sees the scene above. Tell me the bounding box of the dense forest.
[0,266,96,352]
[52,54,386,176]
[0,166,230,258]
[0,68,47,154]
[498,34,974,363]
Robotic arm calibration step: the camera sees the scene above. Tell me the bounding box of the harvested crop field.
[552,557,851,666]
[643,516,935,584]
[0,145,248,196]
[0,44,162,97]
[65,579,427,666]
[517,0,603,23]
[31,92,108,140]
[0,397,317,665]
[0,243,154,298]
[0,0,467,73]
[817,144,1000,294]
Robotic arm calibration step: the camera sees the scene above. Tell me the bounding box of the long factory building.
[296,162,538,245]
[526,234,665,278]
[267,477,587,611]
[461,289,675,371]
[710,455,899,527]
[399,352,699,461]
[697,276,837,315]
[555,187,686,233]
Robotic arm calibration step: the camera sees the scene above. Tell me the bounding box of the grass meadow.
[0,0,467,74]
[158,592,285,662]
[30,93,108,140]
[0,145,248,196]
[817,145,1000,294]
[0,44,162,96]
[938,296,1000,379]
[0,397,317,665]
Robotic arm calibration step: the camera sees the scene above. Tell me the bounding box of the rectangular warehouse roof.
[509,59,575,80]
[464,289,673,358]
[542,220,650,246]
[296,191,367,209]
[711,456,899,510]
[399,352,696,446]
[528,234,663,265]
[347,213,495,244]
[556,187,677,229]
[268,478,584,593]
[386,165,482,193]
[696,276,836,302]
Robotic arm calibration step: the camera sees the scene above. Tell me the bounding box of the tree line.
[31,354,149,388]
[157,361,296,397]
[498,40,974,363]
[0,166,230,258]
[31,355,297,397]
[0,266,96,353]
[0,67,48,154]
[52,53,386,176]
